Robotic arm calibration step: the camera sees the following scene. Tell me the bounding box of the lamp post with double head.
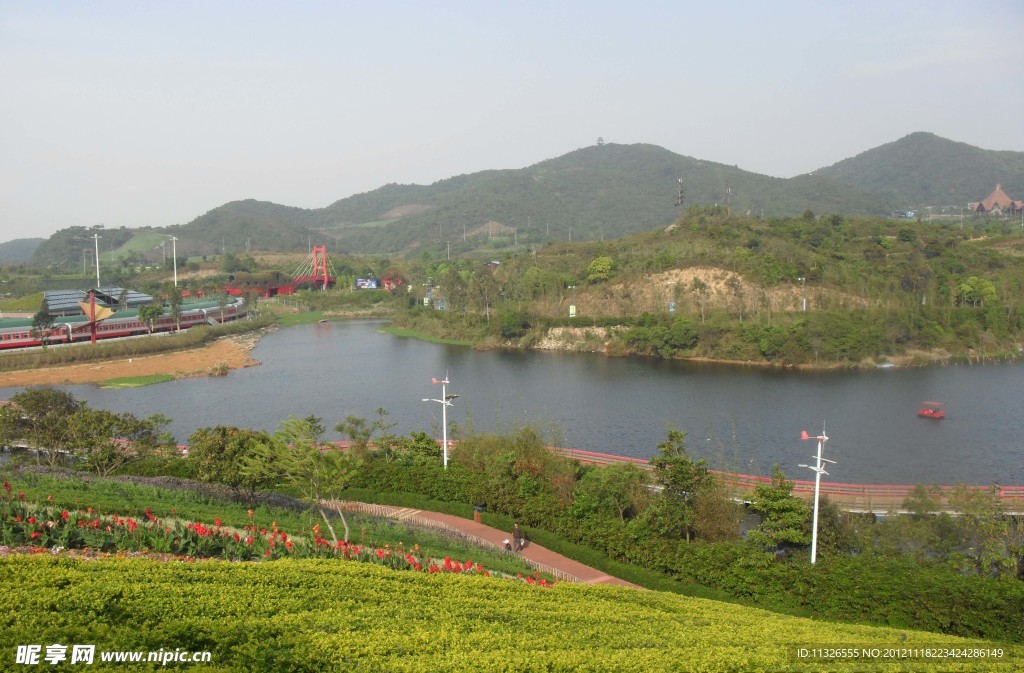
[422,376,458,468]
[799,425,835,564]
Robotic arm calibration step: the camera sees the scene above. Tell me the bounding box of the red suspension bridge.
[226,246,336,298]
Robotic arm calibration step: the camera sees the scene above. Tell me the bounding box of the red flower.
[245,536,253,545]
[214,518,222,528]
[264,549,272,557]
[233,533,240,542]
[284,540,293,550]
[2,481,10,493]
[61,510,69,521]
[30,532,41,540]
[27,516,35,524]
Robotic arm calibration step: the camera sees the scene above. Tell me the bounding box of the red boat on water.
[918,401,945,419]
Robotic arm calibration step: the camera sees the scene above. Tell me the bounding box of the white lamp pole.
[423,376,458,468]
[799,424,835,564]
[170,236,179,287]
[798,277,806,312]
[92,233,102,288]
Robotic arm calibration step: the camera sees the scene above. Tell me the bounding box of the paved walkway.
[334,502,640,588]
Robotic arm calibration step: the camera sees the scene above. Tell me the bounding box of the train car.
[0,296,247,351]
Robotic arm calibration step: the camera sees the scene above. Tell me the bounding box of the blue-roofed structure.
[43,287,155,317]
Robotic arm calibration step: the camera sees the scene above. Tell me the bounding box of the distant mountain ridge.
[25,133,1024,265]
[0,238,44,264]
[816,132,1024,210]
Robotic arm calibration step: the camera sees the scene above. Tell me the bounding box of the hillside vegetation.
[21,132,1024,263]
[391,208,1024,366]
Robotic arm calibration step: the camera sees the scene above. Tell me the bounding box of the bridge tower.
[312,246,329,289]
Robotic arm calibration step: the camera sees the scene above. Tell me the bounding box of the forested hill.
[0,238,44,265]
[309,143,892,253]
[151,143,898,257]
[816,132,1024,209]
[24,133,1024,266]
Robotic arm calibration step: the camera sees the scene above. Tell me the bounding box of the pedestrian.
[503,539,512,552]
[512,523,523,552]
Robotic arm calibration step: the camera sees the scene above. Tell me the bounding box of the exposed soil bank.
[0,335,261,387]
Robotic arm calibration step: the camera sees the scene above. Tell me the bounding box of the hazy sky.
[2,1,1022,240]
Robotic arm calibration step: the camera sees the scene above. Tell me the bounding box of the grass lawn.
[99,374,177,389]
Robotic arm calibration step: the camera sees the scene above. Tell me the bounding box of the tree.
[572,463,650,523]
[67,408,169,477]
[690,278,710,324]
[499,311,530,339]
[246,415,361,541]
[956,276,997,307]
[949,484,1017,577]
[586,256,615,283]
[188,426,281,496]
[470,267,500,321]
[137,304,164,334]
[31,309,55,350]
[645,428,711,541]
[747,465,812,552]
[335,408,395,459]
[0,388,83,468]
[167,284,183,330]
[691,480,744,542]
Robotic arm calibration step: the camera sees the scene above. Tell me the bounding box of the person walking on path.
[512,523,524,552]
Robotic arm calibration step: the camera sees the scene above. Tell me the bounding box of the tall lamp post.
[169,236,178,287]
[798,277,806,312]
[799,425,835,564]
[91,233,102,288]
[422,376,458,468]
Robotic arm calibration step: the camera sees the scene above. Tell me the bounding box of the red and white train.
[0,297,247,352]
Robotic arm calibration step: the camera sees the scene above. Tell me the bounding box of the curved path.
[335,501,640,589]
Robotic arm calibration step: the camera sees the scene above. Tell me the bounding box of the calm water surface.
[2,321,1021,485]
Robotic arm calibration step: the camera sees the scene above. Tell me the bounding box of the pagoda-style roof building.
[969,183,1024,215]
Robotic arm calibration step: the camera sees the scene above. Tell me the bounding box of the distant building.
[968,184,1024,215]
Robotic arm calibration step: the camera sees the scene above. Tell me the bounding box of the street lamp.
[799,424,835,565]
[164,235,179,287]
[91,233,102,288]
[798,277,806,312]
[422,375,458,468]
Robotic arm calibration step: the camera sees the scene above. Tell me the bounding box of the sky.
[2,1,1022,241]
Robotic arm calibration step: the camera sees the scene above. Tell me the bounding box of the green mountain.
[816,131,1024,210]
[306,143,892,253]
[26,133,1024,266]
[0,238,44,264]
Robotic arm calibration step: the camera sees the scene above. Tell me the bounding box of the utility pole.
[675,178,685,216]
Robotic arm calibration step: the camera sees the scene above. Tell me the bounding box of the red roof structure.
[970,183,1023,215]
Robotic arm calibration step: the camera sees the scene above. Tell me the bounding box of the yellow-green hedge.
[1,556,1019,672]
